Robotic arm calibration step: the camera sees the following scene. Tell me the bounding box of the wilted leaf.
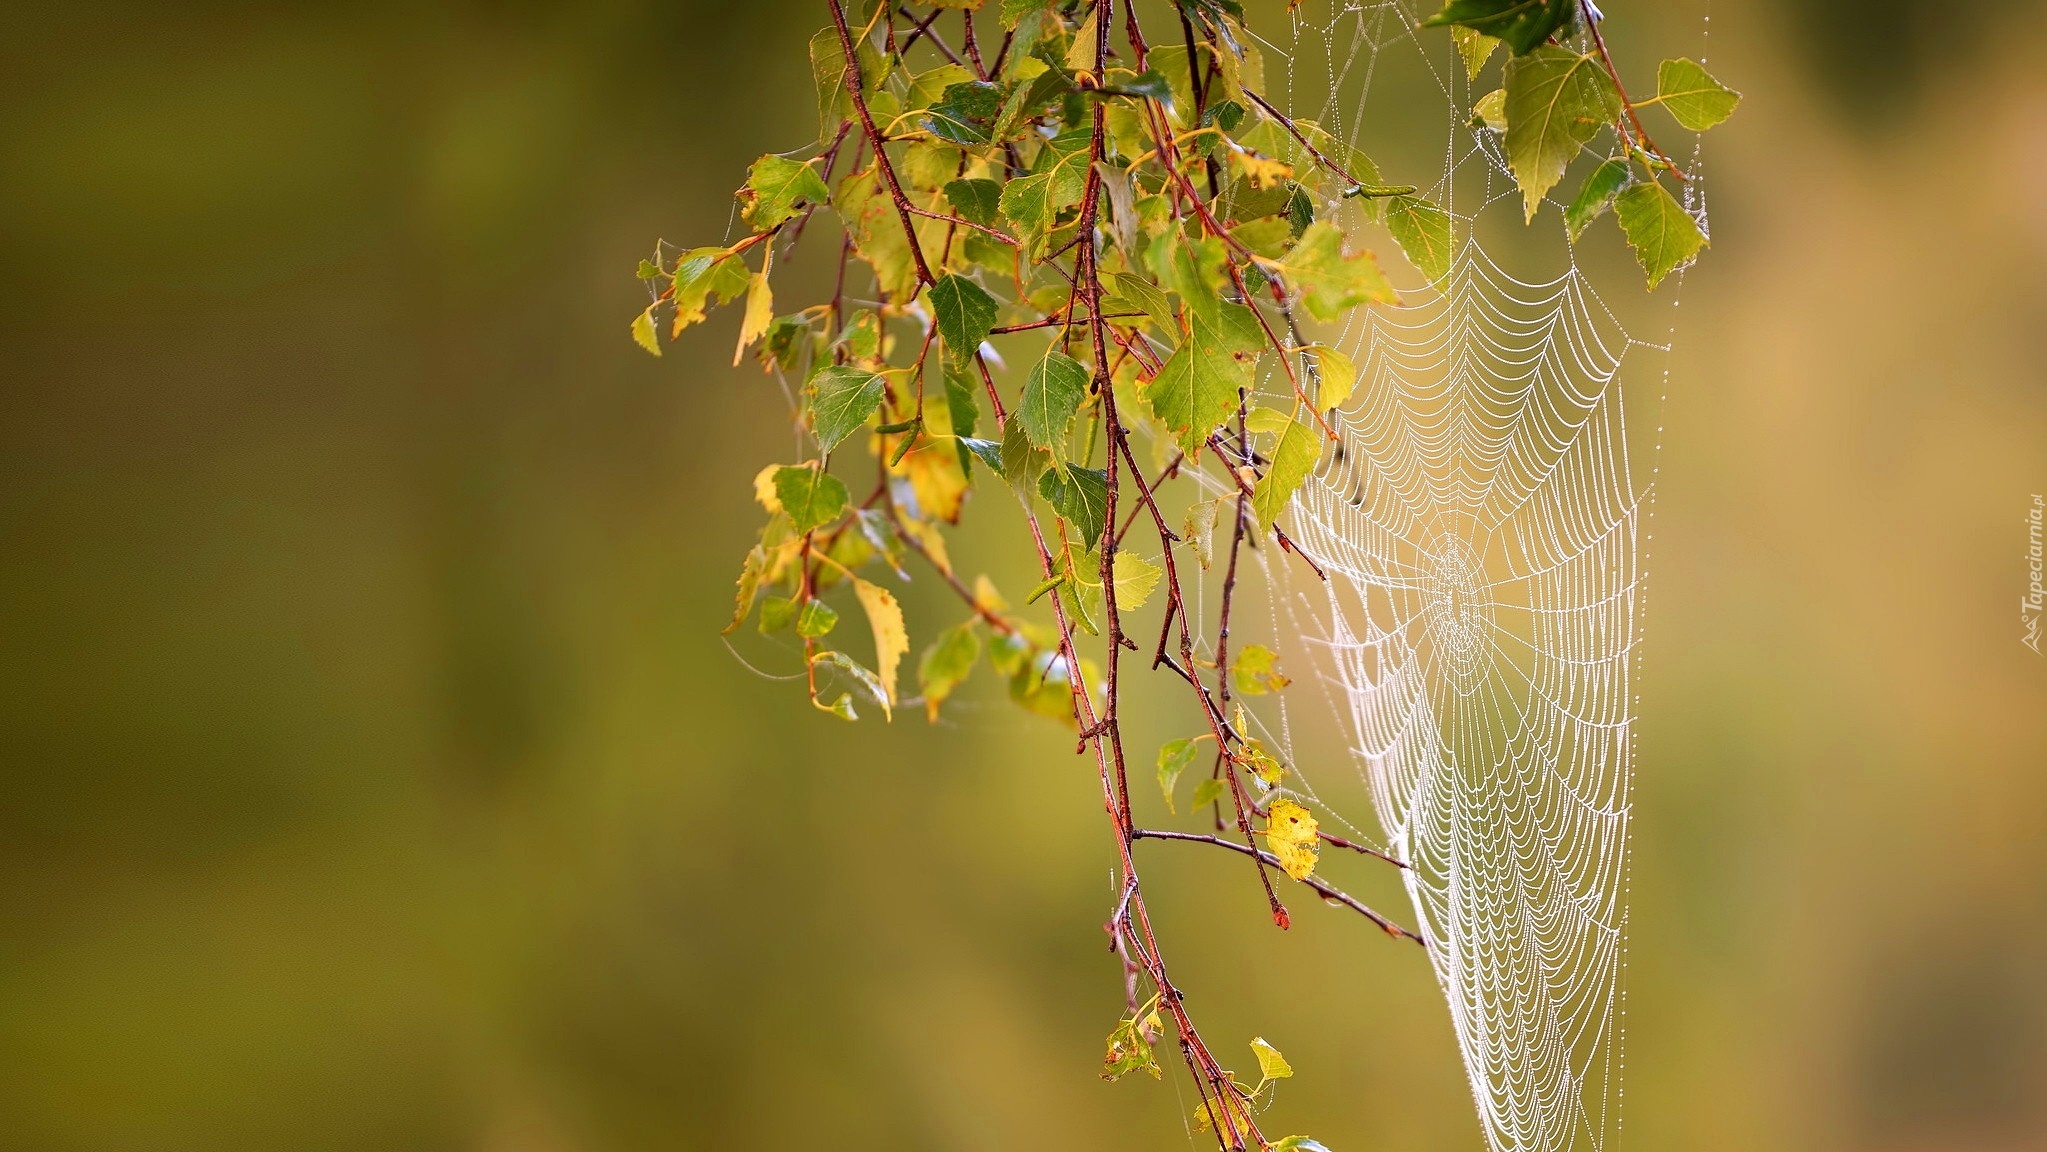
[1102,1011,1163,1081]
[725,546,767,633]
[1232,643,1291,696]
[631,305,661,356]
[1615,180,1707,288]
[852,577,908,709]
[1264,798,1320,881]
[1183,497,1222,570]
[733,272,774,365]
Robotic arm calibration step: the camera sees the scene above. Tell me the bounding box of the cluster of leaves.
[1432,0,1740,285]
[631,1,1728,1147]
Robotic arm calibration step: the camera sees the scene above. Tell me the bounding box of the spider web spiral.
[1242,4,1708,1148]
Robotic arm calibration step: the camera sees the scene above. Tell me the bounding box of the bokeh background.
[3,1,2045,1149]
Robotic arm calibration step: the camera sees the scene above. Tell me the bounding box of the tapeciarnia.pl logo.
[2025,494,2044,655]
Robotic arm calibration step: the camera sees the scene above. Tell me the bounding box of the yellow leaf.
[852,577,908,709]
[1065,7,1100,77]
[1250,1037,1293,1081]
[1227,146,1294,190]
[892,432,969,523]
[753,463,786,514]
[1264,798,1320,881]
[1305,344,1357,413]
[972,574,1006,613]
[1111,551,1161,610]
[631,305,661,356]
[732,272,773,366]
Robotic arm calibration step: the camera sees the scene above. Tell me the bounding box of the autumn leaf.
[1264,798,1320,881]
[852,576,908,710]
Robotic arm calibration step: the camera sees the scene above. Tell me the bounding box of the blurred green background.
[3,2,2045,1149]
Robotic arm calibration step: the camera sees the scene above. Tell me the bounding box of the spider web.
[1223,4,1711,1149]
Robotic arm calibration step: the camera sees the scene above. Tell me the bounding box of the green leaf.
[738,154,830,232]
[1615,180,1706,288]
[1279,221,1396,322]
[631,305,661,356]
[960,437,1005,474]
[918,621,982,722]
[1147,228,1229,325]
[1423,0,1576,56]
[774,465,850,534]
[669,246,751,336]
[1189,777,1226,811]
[1140,302,1263,454]
[1473,87,1508,132]
[725,546,767,634]
[1102,1011,1163,1081]
[1039,465,1110,547]
[1157,737,1202,813]
[1503,47,1622,219]
[1246,408,1320,532]
[807,364,887,454]
[1272,1139,1334,1152]
[1232,642,1291,696]
[925,80,1005,144]
[943,178,1003,227]
[1304,344,1357,413]
[1453,26,1501,79]
[1018,349,1091,453]
[1655,57,1741,131]
[1111,550,1161,610]
[1564,157,1631,240]
[1250,1037,1294,1081]
[998,171,1055,252]
[928,274,1000,365]
[796,599,840,639]
[759,594,799,634]
[1383,196,1455,283]
[1109,272,1179,336]
[999,416,1049,499]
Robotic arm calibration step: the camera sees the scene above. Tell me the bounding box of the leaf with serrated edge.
[774,465,849,534]
[1018,349,1090,452]
[1615,180,1706,288]
[1305,344,1357,413]
[852,577,908,708]
[1250,1037,1294,1081]
[1424,0,1577,56]
[1111,550,1161,610]
[1141,302,1263,453]
[1263,798,1320,881]
[927,274,999,365]
[738,154,829,232]
[1503,47,1621,219]
[1246,408,1319,531]
[1564,158,1631,241]
[1655,57,1741,131]
[807,365,887,454]
[1383,195,1454,283]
